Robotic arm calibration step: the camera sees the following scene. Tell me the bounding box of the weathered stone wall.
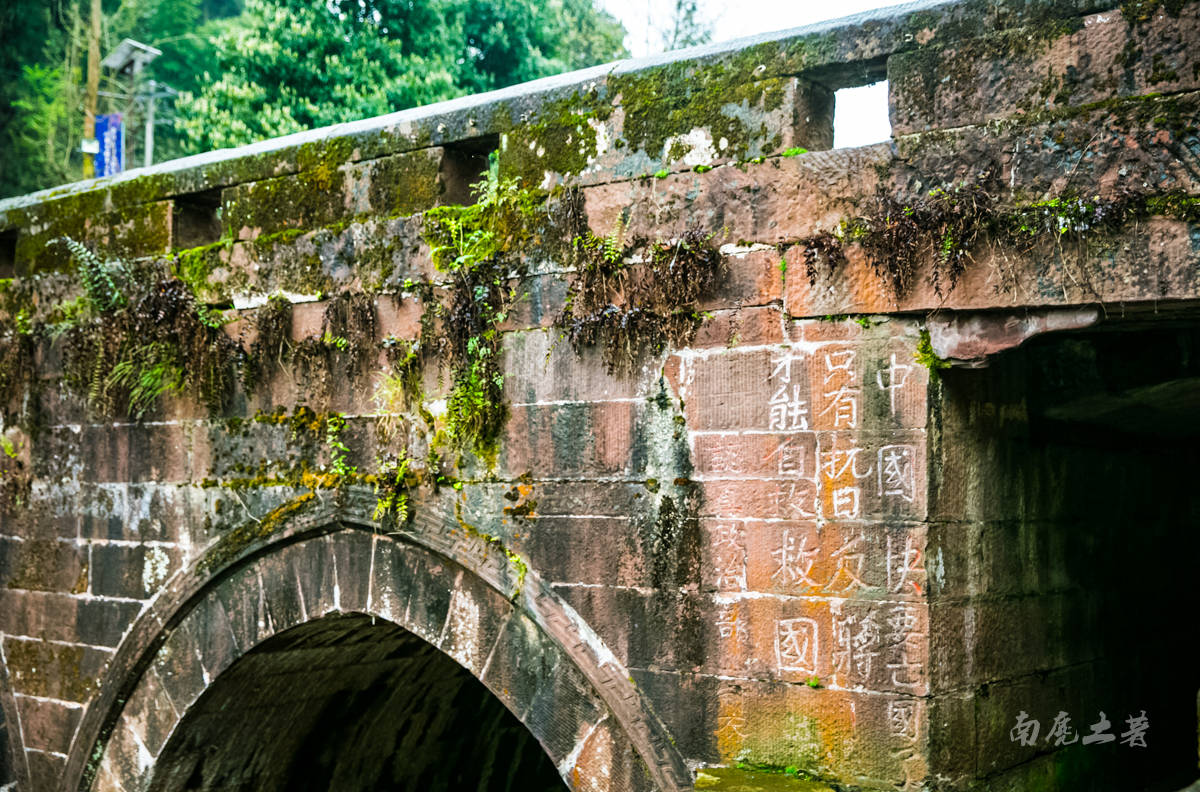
[0,0,1197,790]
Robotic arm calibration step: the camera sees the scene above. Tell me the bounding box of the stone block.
[889,7,1200,134]
[13,695,81,753]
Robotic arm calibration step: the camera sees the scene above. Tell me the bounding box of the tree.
[175,0,627,151]
[661,0,713,52]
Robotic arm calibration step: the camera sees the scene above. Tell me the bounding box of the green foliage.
[58,237,125,311]
[56,243,240,419]
[421,169,544,458]
[654,169,670,179]
[325,413,356,476]
[806,675,820,688]
[176,0,627,150]
[559,226,725,372]
[374,450,414,522]
[781,146,808,157]
[660,0,713,51]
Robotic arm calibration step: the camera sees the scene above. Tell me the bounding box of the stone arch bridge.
[1,0,1199,789]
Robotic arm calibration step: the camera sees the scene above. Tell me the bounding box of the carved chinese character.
[775,617,818,674]
[769,384,810,431]
[771,528,820,588]
[886,533,924,595]
[888,700,920,741]
[875,353,914,417]
[712,523,747,591]
[825,532,868,593]
[820,445,872,482]
[878,445,916,502]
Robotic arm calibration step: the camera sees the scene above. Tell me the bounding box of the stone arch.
[64,494,690,792]
[0,658,30,790]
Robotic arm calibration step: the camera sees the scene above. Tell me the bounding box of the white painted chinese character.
[768,438,813,479]
[820,384,859,429]
[716,605,745,640]
[712,523,746,591]
[831,486,861,520]
[875,353,914,417]
[773,481,817,519]
[888,700,919,740]
[776,617,818,673]
[769,383,811,431]
[825,532,867,592]
[887,534,924,595]
[878,445,916,502]
[771,528,820,588]
[820,445,872,482]
[822,349,856,383]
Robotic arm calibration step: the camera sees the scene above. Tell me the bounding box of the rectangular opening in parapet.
[440,135,499,206]
[172,188,223,249]
[833,81,891,149]
[0,230,16,279]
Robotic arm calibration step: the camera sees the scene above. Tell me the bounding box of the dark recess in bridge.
[146,614,567,792]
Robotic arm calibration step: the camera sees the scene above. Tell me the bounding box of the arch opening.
[147,613,567,792]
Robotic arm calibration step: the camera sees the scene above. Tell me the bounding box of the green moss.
[694,766,834,791]
[197,492,316,575]
[609,57,788,165]
[500,90,614,179]
[1121,0,1187,22]
[915,329,951,378]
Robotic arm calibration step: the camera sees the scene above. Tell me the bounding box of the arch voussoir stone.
[77,508,690,792]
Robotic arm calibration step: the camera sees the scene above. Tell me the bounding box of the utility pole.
[83,0,101,178]
[144,80,156,168]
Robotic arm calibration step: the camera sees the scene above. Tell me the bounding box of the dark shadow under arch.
[148,613,566,792]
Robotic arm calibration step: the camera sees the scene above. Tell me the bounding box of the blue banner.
[95,113,124,177]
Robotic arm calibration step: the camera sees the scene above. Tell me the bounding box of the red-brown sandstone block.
[699,478,820,521]
[697,248,785,311]
[581,146,891,247]
[500,401,635,478]
[689,306,785,349]
[666,348,780,432]
[714,679,927,787]
[692,432,820,480]
[2,636,109,702]
[90,542,183,600]
[784,243,897,318]
[0,537,87,593]
[736,519,928,602]
[13,695,81,753]
[514,515,649,588]
[889,7,1200,135]
[502,329,644,405]
[714,594,929,695]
